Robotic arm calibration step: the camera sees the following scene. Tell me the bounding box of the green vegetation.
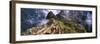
[21,11,87,35]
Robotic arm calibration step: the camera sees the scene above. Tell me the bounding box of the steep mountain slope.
[22,11,87,35]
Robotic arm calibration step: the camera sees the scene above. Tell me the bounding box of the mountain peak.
[46,11,57,19]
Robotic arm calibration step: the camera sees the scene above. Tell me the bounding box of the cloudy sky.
[21,8,92,32]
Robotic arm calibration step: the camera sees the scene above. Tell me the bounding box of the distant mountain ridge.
[21,10,87,35]
[21,9,92,35]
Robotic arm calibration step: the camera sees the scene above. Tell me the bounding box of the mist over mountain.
[21,8,92,33]
[21,8,46,32]
[56,10,92,32]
